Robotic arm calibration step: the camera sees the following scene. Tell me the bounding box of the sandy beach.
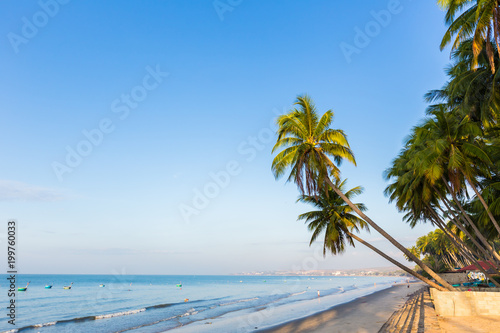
[258,282,424,333]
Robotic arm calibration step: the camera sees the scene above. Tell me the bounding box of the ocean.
[2,274,404,332]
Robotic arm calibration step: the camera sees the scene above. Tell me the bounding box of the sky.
[0,0,453,275]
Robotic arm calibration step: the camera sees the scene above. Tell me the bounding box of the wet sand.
[258,282,424,333]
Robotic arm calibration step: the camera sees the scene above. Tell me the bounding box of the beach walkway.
[437,315,500,332]
[379,286,440,332]
[380,286,500,333]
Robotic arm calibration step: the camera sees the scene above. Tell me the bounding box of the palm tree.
[297,179,366,256]
[409,227,500,287]
[439,0,500,72]
[271,95,355,197]
[298,179,443,288]
[384,110,500,282]
[426,39,500,127]
[272,95,454,291]
[416,109,500,245]
[415,230,467,270]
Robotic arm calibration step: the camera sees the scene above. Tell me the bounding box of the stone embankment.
[379,286,441,333]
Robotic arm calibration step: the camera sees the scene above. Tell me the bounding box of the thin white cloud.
[0,180,66,201]
[69,248,200,256]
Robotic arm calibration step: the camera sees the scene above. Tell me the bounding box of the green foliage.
[272,95,356,197]
[408,229,470,271]
[385,16,500,265]
[439,0,500,72]
[297,178,368,256]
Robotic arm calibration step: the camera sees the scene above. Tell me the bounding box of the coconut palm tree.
[426,39,500,127]
[272,95,454,291]
[409,227,500,287]
[297,179,367,256]
[298,179,443,288]
[384,140,500,283]
[385,108,500,283]
[416,109,500,241]
[439,0,500,72]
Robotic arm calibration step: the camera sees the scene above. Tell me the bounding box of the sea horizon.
[7,266,408,276]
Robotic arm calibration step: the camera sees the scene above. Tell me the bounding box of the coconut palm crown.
[297,178,368,256]
[271,95,356,196]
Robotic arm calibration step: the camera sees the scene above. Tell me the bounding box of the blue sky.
[1,0,451,274]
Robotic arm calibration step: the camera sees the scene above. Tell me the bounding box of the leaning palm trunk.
[436,181,500,264]
[442,179,500,263]
[427,206,479,261]
[438,220,500,282]
[345,231,446,291]
[436,216,500,276]
[495,6,500,61]
[433,217,476,261]
[464,173,500,236]
[437,195,499,266]
[324,177,456,291]
[441,205,500,272]
[430,203,500,273]
[434,218,481,268]
[430,213,500,286]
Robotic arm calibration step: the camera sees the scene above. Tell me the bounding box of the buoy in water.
[184,298,189,302]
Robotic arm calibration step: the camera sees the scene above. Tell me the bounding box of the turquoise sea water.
[1,274,404,332]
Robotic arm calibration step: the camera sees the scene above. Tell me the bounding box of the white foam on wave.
[34,321,57,328]
[219,297,259,306]
[180,308,198,317]
[95,308,146,319]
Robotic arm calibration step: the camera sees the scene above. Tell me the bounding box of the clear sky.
[1,0,451,275]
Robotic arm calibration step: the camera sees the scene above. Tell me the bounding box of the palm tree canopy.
[297,178,368,256]
[272,95,356,197]
[439,0,500,71]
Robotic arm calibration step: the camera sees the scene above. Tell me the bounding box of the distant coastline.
[233,266,413,277]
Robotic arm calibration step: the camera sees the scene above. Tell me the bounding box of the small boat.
[63,282,73,289]
[99,284,105,287]
[45,285,52,289]
[18,282,30,291]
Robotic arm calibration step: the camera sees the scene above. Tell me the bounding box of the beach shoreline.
[257,282,424,333]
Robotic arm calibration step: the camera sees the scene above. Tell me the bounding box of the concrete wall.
[439,272,468,284]
[430,288,500,316]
